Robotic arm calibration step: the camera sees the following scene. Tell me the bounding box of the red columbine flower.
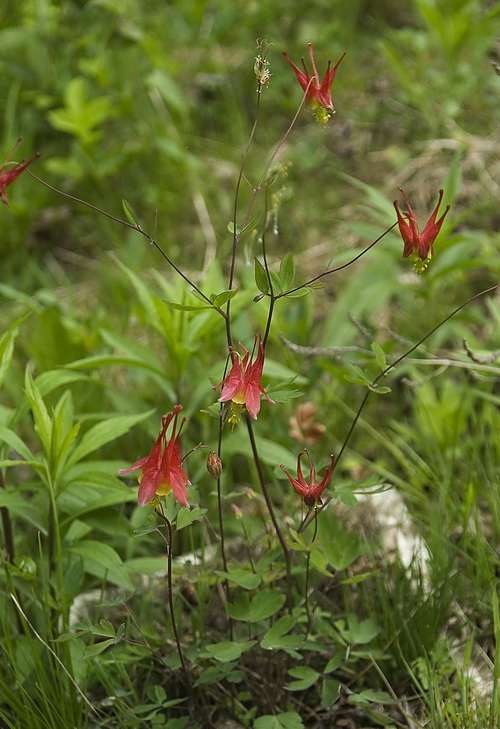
[283,43,346,123]
[214,333,275,422]
[394,188,450,273]
[0,138,40,207]
[118,405,190,508]
[280,450,335,509]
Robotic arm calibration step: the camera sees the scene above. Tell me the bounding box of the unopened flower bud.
[231,504,243,520]
[206,450,222,480]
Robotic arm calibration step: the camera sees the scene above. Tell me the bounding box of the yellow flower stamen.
[314,107,334,124]
[228,402,245,425]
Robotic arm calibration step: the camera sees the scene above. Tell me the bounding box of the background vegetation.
[1,0,499,727]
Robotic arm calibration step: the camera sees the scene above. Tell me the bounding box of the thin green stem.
[276,222,398,299]
[339,282,500,468]
[260,187,276,349]
[304,514,319,637]
[155,507,189,683]
[29,172,226,318]
[45,468,68,630]
[225,93,263,350]
[214,415,234,639]
[244,414,292,607]
[301,282,500,531]
[225,88,308,346]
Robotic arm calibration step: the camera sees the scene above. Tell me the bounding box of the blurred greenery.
[1,0,499,727]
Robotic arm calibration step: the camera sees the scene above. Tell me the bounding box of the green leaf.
[371,342,387,371]
[321,679,341,708]
[36,369,89,397]
[176,507,207,530]
[168,302,213,312]
[100,329,164,372]
[285,665,320,691]
[324,654,343,673]
[82,638,116,660]
[113,256,164,335]
[66,411,154,468]
[122,198,140,227]
[309,547,331,576]
[215,568,261,590]
[211,289,239,308]
[282,287,311,299]
[341,570,378,585]
[349,689,394,705]
[269,270,281,292]
[344,365,372,386]
[254,712,304,729]
[204,640,256,663]
[89,619,116,638]
[24,367,51,456]
[267,388,303,404]
[0,314,29,388]
[65,353,166,379]
[321,532,362,571]
[368,383,391,394]
[226,588,286,623]
[364,707,395,726]
[0,425,34,461]
[346,615,381,645]
[68,540,134,590]
[254,257,269,294]
[227,211,260,236]
[279,252,295,290]
[261,616,304,652]
[47,77,116,144]
[50,390,80,476]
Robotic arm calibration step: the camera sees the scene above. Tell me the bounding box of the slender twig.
[280,333,500,375]
[301,282,500,531]
[304,514,319,637]
[340,283,500,470]
[260,188,275,348]
[226,93,263,349]
[226,85,310,345]
[155,507,189,683]
[463,338,500,364]
[28,172,227,319]
[276,222,399,298]
[244,414,292,607]
[279,333,372,357]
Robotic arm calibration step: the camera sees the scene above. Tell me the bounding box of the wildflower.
[206,450,223,480]
[118,405,190,508]
[214,333,275,422]
[394,188,450,273]
[254,39,272,91]
[0,138,40,207]
[283,43,346,123]
[280,450,335,509]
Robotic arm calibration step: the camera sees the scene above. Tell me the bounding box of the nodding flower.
[214,333,275,422]
[280,450,335,509]
[283,43,346,123]
[394,188,450,273]
[119,405,190,508]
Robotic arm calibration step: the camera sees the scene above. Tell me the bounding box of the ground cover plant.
[1,1,500,728]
